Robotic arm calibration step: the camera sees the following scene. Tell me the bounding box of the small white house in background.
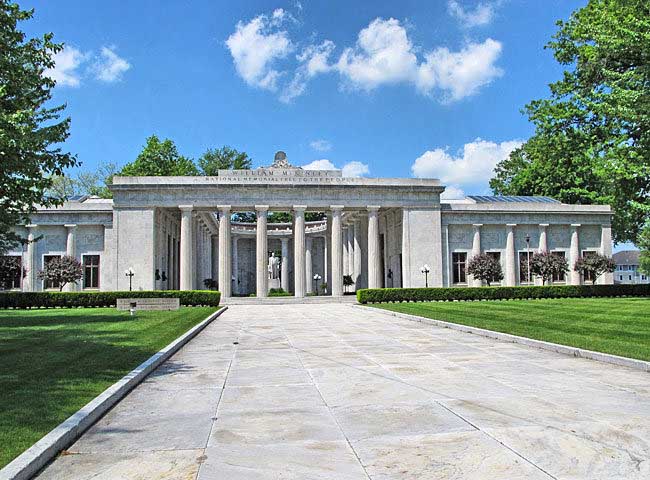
[613,250,649,284]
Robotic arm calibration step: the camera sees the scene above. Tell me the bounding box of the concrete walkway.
[38,304,650,479]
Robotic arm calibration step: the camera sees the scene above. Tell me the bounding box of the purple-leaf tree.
[529,252,568,285]
[466,253,503,287]
[574,253,615,284]
[37,255,83,291]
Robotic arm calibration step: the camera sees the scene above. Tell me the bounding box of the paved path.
[39,304,650,479]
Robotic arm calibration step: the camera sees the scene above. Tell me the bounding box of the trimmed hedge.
[356,284,650,304]
[0,290,221,309]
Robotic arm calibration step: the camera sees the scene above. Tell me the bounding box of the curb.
[357,305,650,372]
[0,306,228,480]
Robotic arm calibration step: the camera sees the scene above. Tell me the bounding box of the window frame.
[82,254,101,289]
[42,254,63,290]
[451,251,468,285]
[1,255,23,290]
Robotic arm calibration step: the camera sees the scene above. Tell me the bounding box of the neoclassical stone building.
[5,152,613,297]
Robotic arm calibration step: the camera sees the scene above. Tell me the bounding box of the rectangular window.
[1,256,22,289]
[582,250,597,283]
[452,252,467,284]
[43,255,61,290]
[519,251,533,284]
[486,252,501,284]
[552,251,566,282]
[83,255,100,289]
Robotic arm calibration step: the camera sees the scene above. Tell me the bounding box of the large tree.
[198,146,252,175]
[0,2,79,253]
[119,135,198,176]
[638,223,650,275]
[490,0,650,244]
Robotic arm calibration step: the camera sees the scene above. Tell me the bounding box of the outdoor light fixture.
[525,234,531,284]
[313,273,322,295]
[124,268,135,291]
[420,264,430,288]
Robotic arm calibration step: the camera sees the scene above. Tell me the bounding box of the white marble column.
[64,224,77,291]
[331,206,344,296]
[211,234,218,286]
[305,237,313,294]
[505,224,516,286]
[24,224,37,292]
[347,225,354,278]
[600,224,613,284]
[367,206,381,289]
[323,235,329,287]
[471,224,482,287]
[570,224,581,285]
[218,206,231,297]
[232,236,239,294]
[538,224,549,253]
[342,226,349,276]
[256,205,268,297]
[293,206,307,297]
[353,219,362,286]
[280,237,289,292]
[179,206,193,291]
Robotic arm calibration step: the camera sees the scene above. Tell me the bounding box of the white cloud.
[303,159,336,170]
[342,161,370,178]
[92,46,130,82]
[412,138,522,194]
[302,159,370,177]
[336,18,417,91]
[226,12,293,91]
[448,1,497,28]
[227,14,503,102]
[440,185,466,200]
[45,46,87,87]
[309,139,332,152]
[417,38,503,101]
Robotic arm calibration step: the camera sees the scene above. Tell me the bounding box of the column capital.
[280,236,289,244]
[506,223,517,228]
[64,224,77,229]
[367,205,381,213]
[330,205,344,213]
[472,223,483,229]
[293,205,307,212]
[217,205,231,213]
[255,205,269,212]
[571,223,581,228]
[25,224,38,229]
[539,223,549,228]
[179,205,194,212]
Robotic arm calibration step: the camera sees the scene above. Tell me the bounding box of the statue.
[268,252,280,279]
[270,151,301,169]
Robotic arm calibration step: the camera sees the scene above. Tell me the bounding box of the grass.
[374,297,650,361]
[0,306,217,468]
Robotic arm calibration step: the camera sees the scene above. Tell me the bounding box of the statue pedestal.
[268,277,281,291]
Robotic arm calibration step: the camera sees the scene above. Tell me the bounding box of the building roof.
[467,195,561,204]
[613,250,640,265]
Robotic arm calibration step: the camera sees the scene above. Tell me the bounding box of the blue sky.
[24,0,585,198]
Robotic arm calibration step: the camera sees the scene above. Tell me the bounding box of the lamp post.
[124,268,134,291]
[525,234,531,284]
[420,264,430,288]
[313,273,321,295]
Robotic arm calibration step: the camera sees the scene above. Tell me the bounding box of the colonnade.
[177,205,384,298]
[459,223,613,287]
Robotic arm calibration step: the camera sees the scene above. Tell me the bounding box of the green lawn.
[0,306,216,468]
[374,297,650,361]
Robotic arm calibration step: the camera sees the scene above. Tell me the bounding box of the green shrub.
[268,288,292,297]
[0,290,221,309]
[356,284,650,304]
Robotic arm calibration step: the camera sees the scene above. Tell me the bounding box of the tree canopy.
[198,146,252,175]
[119,135,198,176]
[0,2,78,253]
[490,0,650,244]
